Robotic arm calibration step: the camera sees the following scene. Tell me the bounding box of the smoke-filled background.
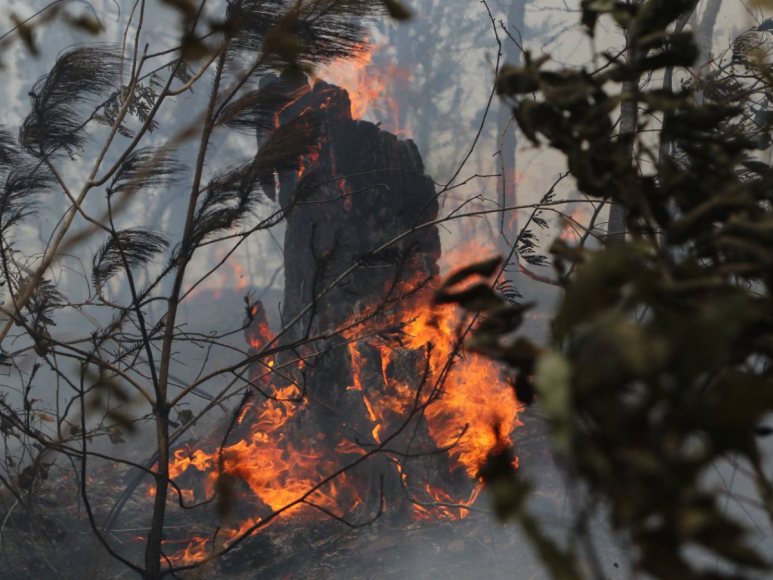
[0,1,769,578]
[0,1,749,313]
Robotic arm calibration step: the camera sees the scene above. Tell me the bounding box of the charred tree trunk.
[271,77,450,513]
[219,75,480,519]
[191,75,477,529]
[276,79,440,334]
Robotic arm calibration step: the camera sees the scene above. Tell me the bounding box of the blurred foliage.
[438,1,773,578]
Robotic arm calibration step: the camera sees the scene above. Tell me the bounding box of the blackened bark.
[144,409,170,579]
[269,77,455,511]
[276,79,440,335]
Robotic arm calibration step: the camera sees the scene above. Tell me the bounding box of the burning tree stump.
[156,76,522,569]
[263,76,456,516]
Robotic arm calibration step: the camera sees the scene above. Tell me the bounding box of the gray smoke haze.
[0,1,769,578]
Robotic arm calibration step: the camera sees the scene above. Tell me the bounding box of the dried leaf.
[434,283,504,312]
[439,256,502,290]
[384,0,414,20]
[66,15,104,35]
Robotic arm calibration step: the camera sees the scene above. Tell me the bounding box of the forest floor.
[0,409,626,579]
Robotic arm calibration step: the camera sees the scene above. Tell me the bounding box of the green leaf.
[580,0,637,36]
[533,352,573,454]
[495,65,540,96]
[521,514,583,580]
[553,246,639,339]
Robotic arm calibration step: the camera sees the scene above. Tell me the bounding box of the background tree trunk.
[497,0,527,255]
[607,42,638,247]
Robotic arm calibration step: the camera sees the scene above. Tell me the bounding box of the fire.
[317,39,380,119]
[559,224,581,243]
[351,249,522,480]
[151,60,521,562]
[296,139,322,180]
[559,205,591,243]
[233,263,248,291]
[505,170,527,232]
[413,484,482,521]
[155,241,522,566]
[316,38,412,137]
[185,246,253,301]
[401,305,521,478]
[440,238,499,280]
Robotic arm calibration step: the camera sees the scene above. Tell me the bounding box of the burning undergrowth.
[0,72,526,578]
[148,276,523,566]
[138,74,524,567]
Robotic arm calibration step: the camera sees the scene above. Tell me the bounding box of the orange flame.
[159,241,522,565]
[559,205,590,243]
[317,38,412,136]
[158,82,520,563]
